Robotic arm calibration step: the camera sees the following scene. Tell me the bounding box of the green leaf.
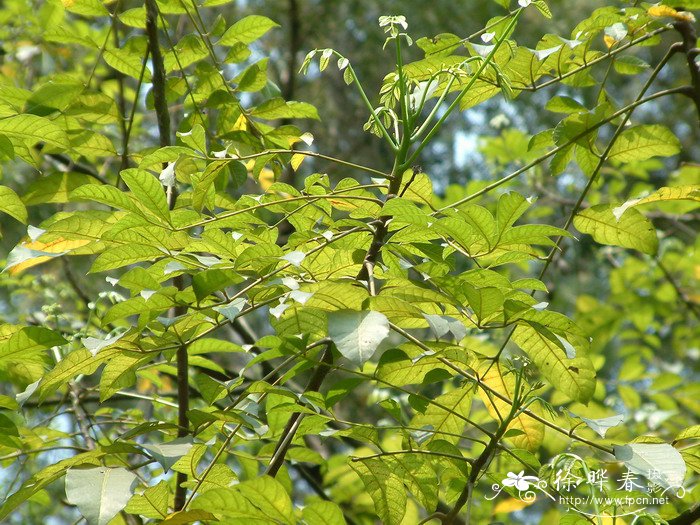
[118,7,147,28]
[463,285,504,323]
[512,323,596,404]
[613,55,650,75]
[120,168,171,224]
[301,501,347,525]
[139,146,196,170]
[573,204,658,255]
[614,444,686,489]
[675,425,700,442]
[328,310,390,366]
[0,114,69,148]
[383,198,430,226]
[219,15,279,45]
[545,96,586,114]
[0,326,66,367]
[23,172,101,205]
[65,467,137,525]
[90,245,166,273]
[104,48,152,82]
[64,0,109,17]
[376,347,451,386]
[496,191,530,231]
[125,480,169,519]
[0,185,27,223]
[608,125,681,162]
[660,0,700,8]
[350,458,407,525]
[411,386,473,444]
[235,476,295,524]
[99,352,147,401]
[252,98,319,120]
[235,59,269,92]
[26,81,84,113]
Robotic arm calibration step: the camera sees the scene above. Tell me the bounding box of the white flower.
[378,15,408,30]
[269,301,289,319]
[489,114,510,129]
[481,32,495,43]
[409,80,438,110]
[503,471,532,491]
[212,147,230,159]
[299,132,314,146]
[15,45,40,62]
[281,251,305,267]
[518,0,532,7]
[159,162,176,188]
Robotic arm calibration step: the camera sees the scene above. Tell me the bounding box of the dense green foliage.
[0,1,699,524]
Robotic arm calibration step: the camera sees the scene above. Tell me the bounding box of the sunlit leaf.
[574,204,658,255]
[65,467,137,525]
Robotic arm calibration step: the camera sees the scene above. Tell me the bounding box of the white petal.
[159,162,176,188]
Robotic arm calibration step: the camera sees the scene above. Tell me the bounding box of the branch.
[673,18,700,122]
[658,260,700,320]
[668,505,700,525]
[145,0,189,511]
[266,345,333,477]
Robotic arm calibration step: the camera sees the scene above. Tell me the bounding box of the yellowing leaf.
[493,497,534,514]
[290,153,305,171]
[603,35,616,48]
[258,168,275,191]
[479,363,544,451]
[8,237,91,275]
[648,5,696,21]
[233,113,248,131]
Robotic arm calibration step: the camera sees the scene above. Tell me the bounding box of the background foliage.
[0,0,699,524]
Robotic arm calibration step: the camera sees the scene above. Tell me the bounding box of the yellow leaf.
[648,5,696,21]
[25,238,91,253]
[9,238,91,275]
[493,497,533,514]
[258,168,275,191]
[478,362,545,452]
[61,0,75,6]
[290,153,305,171]
[233,113,248,131]
[603,35,616,49]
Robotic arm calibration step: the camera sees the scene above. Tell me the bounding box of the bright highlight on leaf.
[574,204,658,255]
[328,310,390,366]
[65,467,137,525]
[0,186,27,224]
[614,444,686,489]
